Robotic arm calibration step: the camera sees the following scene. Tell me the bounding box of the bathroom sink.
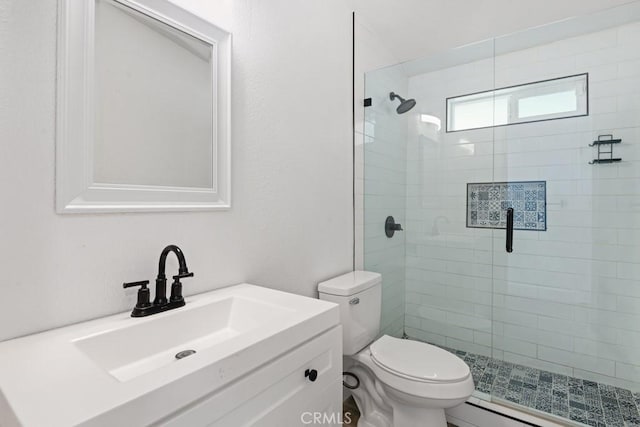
[73,295,295,382]
[0,284,339,427]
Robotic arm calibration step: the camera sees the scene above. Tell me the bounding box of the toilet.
[318,271,474,427]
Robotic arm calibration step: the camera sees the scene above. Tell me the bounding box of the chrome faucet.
[123,245,194,317]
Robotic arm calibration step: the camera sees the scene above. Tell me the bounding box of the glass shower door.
[362,39,500,379]
[491,5,640,424]
[362,64,409,339]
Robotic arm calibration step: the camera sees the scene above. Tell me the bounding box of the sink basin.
[73,295,295,382]
[0,283,339,427]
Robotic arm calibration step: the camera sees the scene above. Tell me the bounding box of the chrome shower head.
[389,92,416,114]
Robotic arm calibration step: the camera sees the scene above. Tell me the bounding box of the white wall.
[0,0,353,342]
[405,20,640,390]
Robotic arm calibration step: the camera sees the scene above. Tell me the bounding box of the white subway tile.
[586,308,640,332]
[593,276,640,298]
[474,330,492,347]
[618,22,640,45]
[493,334,537,357]
[616,295,640,313]
[589,95,618,114]
[502,352,573,376]
[616,362,640,383]
[573,337,640,365]
[493,307,538,327]
[447,311,491,332]
[538,345,615,376]
[537,316,617,344]
[494,47,539,69]
[417,305,448,322]
[405,327,446,346]
[589,64,619,83]
[436,323,475,343]
[538,28,617,61]
[617,262,640,280]
[445,337,492,357]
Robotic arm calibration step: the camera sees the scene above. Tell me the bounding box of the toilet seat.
[369,335,471,384]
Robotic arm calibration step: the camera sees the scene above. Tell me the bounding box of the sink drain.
[175,349,196,360]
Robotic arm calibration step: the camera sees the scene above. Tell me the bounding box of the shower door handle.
[506,208,514,253]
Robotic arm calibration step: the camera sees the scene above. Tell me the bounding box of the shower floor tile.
[409,338,640,427]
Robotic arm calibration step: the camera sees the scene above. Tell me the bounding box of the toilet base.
[347,364,450,427]
[348,365,392,427]
[387,401,446,427]
[352,385,448,427]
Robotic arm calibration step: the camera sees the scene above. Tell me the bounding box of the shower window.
[447,94,509,131]
[446,73,588,132]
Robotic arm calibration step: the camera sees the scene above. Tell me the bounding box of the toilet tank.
[318,271,381,356]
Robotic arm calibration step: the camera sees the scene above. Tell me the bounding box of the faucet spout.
[154,244,192,306]
[157,244,189,279]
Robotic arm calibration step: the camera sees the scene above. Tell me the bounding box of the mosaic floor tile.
[570,407,589,424]
[467,181,546,230]
[409,336,640,427]
[521,388,537,407]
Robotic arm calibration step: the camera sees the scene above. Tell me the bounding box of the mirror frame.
[56,0,231,213]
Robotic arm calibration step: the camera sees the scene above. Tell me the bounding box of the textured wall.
[0,0,352,341]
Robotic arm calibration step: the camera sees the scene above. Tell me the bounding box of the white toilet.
[318,271,474,427]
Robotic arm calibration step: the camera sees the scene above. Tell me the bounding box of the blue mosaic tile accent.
[406,335,640,427]
[467,181,546,231]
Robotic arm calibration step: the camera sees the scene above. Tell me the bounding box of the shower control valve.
[385,216,403,238]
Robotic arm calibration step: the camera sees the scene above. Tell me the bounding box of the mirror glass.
[94,0,214,189]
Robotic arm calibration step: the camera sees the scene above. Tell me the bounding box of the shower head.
[389,92,416,114]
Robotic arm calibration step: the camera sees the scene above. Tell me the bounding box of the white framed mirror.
[56,0,231,213]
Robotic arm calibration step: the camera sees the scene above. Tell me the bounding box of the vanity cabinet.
[0,285,341,427]
[161,326,343,427]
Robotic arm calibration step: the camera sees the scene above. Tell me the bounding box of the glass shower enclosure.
[361,2,640,425]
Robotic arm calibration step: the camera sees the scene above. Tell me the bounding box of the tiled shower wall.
[360,64,408,338]
[404,21,640,390]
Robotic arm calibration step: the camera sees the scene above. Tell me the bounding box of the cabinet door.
[250,380,342,427]
[159,326,343,427]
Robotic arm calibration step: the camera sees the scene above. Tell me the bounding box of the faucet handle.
[172,272,194,280]
[123,280,150,289]
[123,280,151,309]
[170,273,192,303]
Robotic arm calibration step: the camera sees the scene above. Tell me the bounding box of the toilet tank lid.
[318,271,381,296]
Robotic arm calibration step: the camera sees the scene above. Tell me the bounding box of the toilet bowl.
[351,335,474,426]
[318,271,474,427]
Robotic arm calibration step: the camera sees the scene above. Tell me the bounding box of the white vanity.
[0,285,342,426]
